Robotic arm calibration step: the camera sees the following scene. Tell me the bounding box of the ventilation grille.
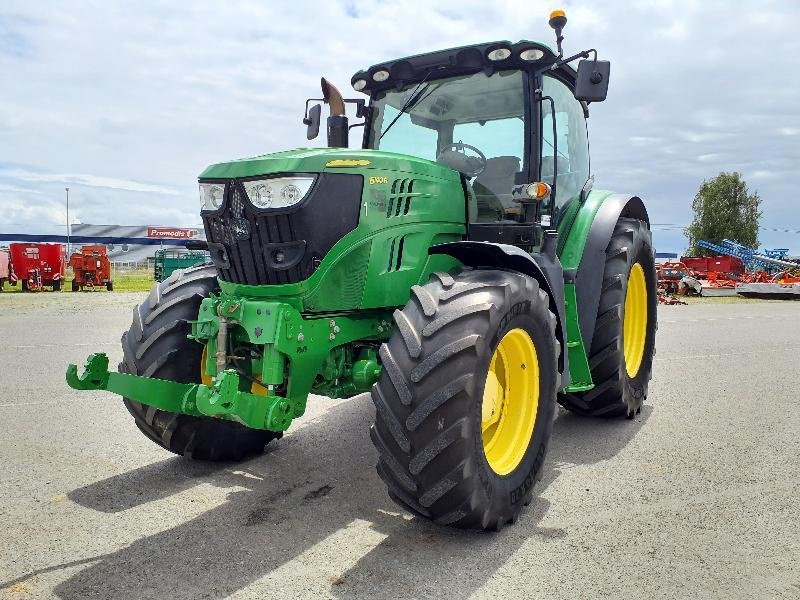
[386,178,417,218]
[386,235,406,272]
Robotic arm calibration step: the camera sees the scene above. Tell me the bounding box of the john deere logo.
[232,217,250,241]
[326,159,371,167]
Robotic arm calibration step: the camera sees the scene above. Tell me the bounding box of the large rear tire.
[558,217,657,417]
[371,269,560,530]
[120,264,280,461]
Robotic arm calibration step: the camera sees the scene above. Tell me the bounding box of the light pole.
[65,187,70,255]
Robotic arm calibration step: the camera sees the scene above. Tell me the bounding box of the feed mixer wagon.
[69,245,113,291]
[10,243,65,292]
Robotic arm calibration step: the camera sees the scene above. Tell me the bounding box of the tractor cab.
[354,38,607,232]
[304,17,610,252]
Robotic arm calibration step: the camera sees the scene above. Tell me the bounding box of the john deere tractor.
[67,11,656,530]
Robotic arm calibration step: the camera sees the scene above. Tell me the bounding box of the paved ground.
[1,292,799,599]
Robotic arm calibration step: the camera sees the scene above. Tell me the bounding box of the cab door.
[538,74,590,231]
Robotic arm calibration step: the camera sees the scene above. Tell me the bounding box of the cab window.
[540,75,590,217]
[368,70,526,223]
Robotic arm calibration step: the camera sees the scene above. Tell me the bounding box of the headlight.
[243,176,315,209]
[199,183,225,211]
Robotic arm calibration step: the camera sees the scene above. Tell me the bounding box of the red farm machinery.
[69,245,113,291]
[0,248,16,291]
[9,243,66,292]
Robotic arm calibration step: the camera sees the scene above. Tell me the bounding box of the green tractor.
[67,11,656,530]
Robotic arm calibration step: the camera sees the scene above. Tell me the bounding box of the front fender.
[430,240,569,388]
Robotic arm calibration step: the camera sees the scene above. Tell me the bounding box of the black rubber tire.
[558,217,657,418]
[120,264,280,461]
[71,279,79,292]
[21,279,28,292]
[371,269,560,530]
[52,280,61,292]
[106,281,113,292]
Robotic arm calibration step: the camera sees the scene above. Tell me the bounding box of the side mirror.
[575,59,610,102]
[304,103,322,140]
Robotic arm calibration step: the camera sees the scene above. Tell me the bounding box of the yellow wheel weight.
[200,346,267,396]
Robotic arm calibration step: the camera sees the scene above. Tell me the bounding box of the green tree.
[685,171,762,256]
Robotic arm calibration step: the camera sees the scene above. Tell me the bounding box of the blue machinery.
[697,239,797,273]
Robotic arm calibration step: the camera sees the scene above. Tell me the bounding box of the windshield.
[367,70,525,166]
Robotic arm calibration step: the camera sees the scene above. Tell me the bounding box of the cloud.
[0,183,41,194]
[0,0,799,253]
[0,168,179,195]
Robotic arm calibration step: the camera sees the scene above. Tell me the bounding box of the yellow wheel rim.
[481,328,539,476]
[200,346,267,396]
[200,346,213,386]
[623,262,648,378]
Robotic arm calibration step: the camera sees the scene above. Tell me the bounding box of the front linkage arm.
[66,294,390,433]
[66,353,296,431]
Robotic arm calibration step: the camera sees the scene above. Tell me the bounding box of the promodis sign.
[146,227,198,239]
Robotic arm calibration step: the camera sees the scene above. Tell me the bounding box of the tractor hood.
[199,148,460,182]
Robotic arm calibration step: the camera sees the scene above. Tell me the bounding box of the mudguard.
[567,193,649,351]
[429,239,570,388]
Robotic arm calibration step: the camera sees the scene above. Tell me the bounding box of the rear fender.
[429,240,569,388]
[562,193,650,351]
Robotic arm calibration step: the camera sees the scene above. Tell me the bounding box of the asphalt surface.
[1,292,799,599]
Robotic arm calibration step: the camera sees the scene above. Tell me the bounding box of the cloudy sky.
[1,1,799,253]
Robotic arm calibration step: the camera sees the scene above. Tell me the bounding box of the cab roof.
[351,39,577,96]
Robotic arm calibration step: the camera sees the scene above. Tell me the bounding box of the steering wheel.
[437,141,487,177]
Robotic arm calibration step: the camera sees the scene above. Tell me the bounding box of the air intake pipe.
[321,78,349,148]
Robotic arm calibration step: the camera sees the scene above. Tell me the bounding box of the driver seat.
[471,156,521,220]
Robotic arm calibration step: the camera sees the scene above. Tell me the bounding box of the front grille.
[202,173,363,286]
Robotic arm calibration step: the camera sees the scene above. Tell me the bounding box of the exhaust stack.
[321,77,349,148]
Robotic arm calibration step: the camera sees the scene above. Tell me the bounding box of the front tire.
[371,269,560,530]
[120,264,280,461]
[558,217,657,417]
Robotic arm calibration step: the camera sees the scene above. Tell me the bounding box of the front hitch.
[66,353,111,390]
[65,353,293,431]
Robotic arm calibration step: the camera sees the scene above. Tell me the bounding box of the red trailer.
[69,245,113,291]
[0,248,17,291]
[680,255,745,276]
[9,243,66,292]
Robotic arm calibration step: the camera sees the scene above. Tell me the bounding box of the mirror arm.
[551,48,597,70]
[306,98,366,122]
[343,99,367,118]
[303,98,325,123]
